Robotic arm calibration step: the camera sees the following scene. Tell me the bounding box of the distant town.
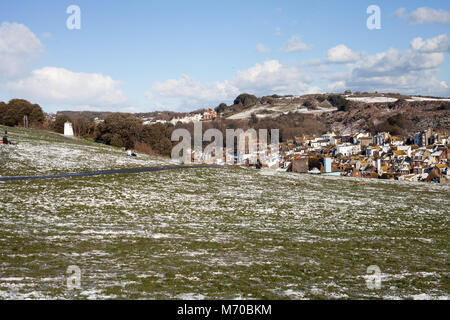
[40,92,450,184]
[279,128,448,184]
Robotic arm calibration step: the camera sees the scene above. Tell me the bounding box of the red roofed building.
[203,108,217,121]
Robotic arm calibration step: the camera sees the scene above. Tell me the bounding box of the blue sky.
[0,0,449,113]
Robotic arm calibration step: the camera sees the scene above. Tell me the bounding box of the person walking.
[2,130,8,144]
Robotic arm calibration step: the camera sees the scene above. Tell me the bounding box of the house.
[170,114,202,125]
[393,150,407,160]
[430,150,445,163]
[373,132,390,146]
[359,137,372,148]
[291,157,309,173]
[366,146,381,157]
[319,132,336,141]
[203,109,217,121]
[390,136,404,146]
[337,143,361,156]
[397,145,412,157]
[354,132,370,141]
[310,139,329,148]
[413,128,434,146]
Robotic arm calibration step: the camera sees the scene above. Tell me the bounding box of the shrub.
[95,113,143,149]
[327,95,351,111]
[0,99,44,127]
[215,103,228,113]
[233,93,258,108]
[52,114,72,133]
[140,123,174,156]
[134,141,157,156]
[73,117,96,138]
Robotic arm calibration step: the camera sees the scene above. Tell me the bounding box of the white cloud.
[300,58,322,67]
[0,22,43,78]
[42,32,52,39]
[394,8,406,18]
[232,60,314,94]
[312,65,332,73]
[410,34,450,53]
[144,91,154,99]
[145,33,450,111]
[327,81,347,92]
[408,7,450,25]
[352,48,444,76]
[327,45,361,63]
[280,35,312,53]
[148,74,239,107]
[255,43,270,53]
[274,27,281,36]
[325,35,450,96]
[7,67,127,108]
[146,60,318,110]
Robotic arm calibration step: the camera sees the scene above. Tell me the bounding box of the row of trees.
[51,114,96,138]
[0,99,45,127]
[49,113,174,156]
[215,93,353,115]
[94,113,174,156]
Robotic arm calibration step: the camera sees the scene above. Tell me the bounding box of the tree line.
[53,113,174,156]
[0,99,45,127]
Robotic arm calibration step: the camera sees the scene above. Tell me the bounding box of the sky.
[0,0,449,113]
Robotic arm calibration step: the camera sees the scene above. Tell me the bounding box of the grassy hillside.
[0,127,449,299]
[0,126,170,176]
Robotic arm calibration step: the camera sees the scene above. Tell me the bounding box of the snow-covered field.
[227,104,336,120]
[0,126,170,177]
[345,97,398,103]
[0,127,449,300]
[406,97,450,102]
[345,96,450,103]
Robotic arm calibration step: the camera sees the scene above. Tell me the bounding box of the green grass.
[0,126,449,299]
[0,125,170,177]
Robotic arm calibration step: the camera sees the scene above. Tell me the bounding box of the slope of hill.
[0,127,449,299]
[219,93,450,136]
[0,126,170,177]
[320,96,450,135]
[53,92,450,139]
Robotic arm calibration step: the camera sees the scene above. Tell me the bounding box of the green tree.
[95,113,143,149]
[73,117,95,137]
[249,112,258,125]
[327,95,351,111]
[140,123,174,156]
[52,114,72,134]
[215,103,227,114]
[233,93,258,108]
[2,99,45,126]
[0,102,7,125]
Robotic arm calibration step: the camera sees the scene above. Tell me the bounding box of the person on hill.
[2,130,8,144]
[256,158,262,169]
[126,148,137,157]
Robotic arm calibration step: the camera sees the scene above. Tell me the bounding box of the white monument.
[64,121,74,136]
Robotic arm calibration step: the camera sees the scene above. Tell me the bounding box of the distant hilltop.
[54,92,450,136]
